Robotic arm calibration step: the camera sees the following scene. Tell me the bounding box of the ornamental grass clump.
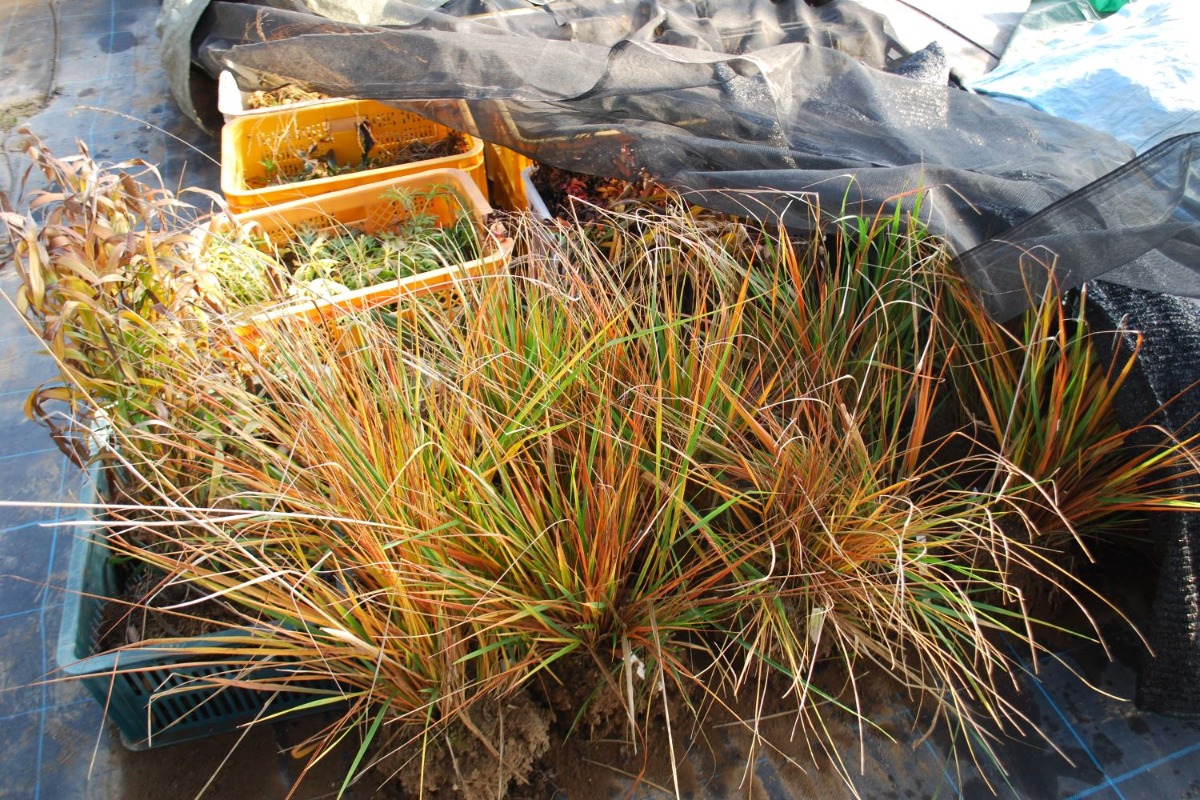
[941,275,1200,551]
[100,207,1195,795]
[7,141,1200,798]
[707,206,1057,772]
[701,201,1199,779]
[89,213,769,794]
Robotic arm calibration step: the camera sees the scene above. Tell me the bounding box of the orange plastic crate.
[484,142,535,212]
[203,168,513,342]
[221,99,487,213]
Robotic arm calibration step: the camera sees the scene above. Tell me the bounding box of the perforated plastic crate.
[484,143,535,211]
[221,99,487,213]
[209,168,513,340]
[56,464,338,750]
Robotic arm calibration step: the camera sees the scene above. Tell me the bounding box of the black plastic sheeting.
[184,0,1199,320]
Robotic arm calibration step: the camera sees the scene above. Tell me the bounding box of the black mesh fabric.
[175,0,1200,321]
[961,133,1200,320]
[1086,281,1200,719]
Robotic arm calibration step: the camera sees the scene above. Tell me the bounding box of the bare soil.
[378,691,552,799]
[368,653,959,800]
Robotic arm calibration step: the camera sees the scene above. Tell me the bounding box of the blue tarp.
[969,0,1200,153]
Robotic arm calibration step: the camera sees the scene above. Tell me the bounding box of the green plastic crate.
[55,463,341,750]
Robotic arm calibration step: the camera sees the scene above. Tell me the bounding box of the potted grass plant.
[54,457,345,750]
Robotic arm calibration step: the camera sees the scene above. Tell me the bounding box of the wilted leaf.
[26,237,45,308]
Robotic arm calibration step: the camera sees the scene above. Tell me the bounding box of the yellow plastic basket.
[203,168,513,345]
[221,99,487,213]
[484,142,535,211]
